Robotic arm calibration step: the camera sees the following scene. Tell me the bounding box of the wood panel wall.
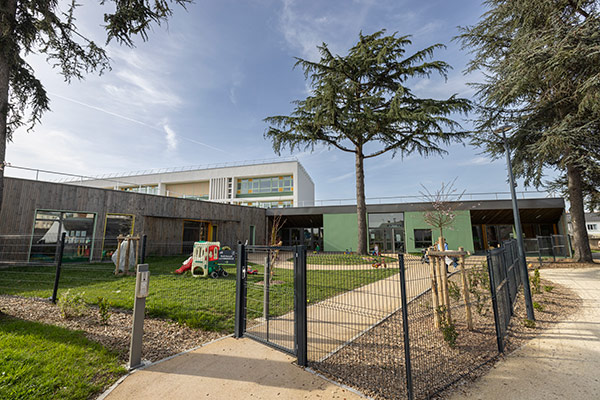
[0,178,267,261]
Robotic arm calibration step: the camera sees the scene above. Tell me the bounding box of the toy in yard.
[371,256,387,269]
[191,241,228,278]
[174,256,193,274]
[247,266,258,275]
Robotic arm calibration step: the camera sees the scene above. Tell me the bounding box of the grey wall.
[0,177,267,260]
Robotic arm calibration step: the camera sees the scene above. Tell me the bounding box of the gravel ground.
[0,295,224,364]
[311,263,582,400]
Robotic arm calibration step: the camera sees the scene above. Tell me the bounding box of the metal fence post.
[486,251,504,353]
[294,245,308,367]
[234,242,247,338]
[140,234,147,264]
[264,250,271,342]
[398,253,414,400]
[51,232,66,304]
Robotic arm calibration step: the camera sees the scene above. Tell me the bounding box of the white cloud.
[328,171,355,183]
[278,0,375,61]
[163,124,178,151]
[459,156,493,166]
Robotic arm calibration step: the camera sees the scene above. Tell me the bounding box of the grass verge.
[0,315,125,400]
[0,255,397,332]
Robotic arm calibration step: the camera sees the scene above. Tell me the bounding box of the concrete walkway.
[103,336,364,400]
[102,256,484,399]
[449,267,600,400]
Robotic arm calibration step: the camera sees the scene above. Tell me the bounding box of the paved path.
[449,267,600,400]
[103,255,484,399]
[103,337,364,400]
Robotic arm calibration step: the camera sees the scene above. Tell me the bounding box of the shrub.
[523,318,536,329]
[448,281,461,302]
[97,297,112,324]
[530,269,541,294]
[468,262,491,316]
[437,306,459,348]
[58,290,87,319]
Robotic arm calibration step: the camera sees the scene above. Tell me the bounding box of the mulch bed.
[310,263,582,400]
[534,259,600,269]
[0,295,223,364]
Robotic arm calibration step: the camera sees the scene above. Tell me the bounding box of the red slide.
[175,256,193,274]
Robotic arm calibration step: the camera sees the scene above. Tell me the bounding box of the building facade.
[71,160,314,209]
[269,198,568,254]
[0,177,267,264]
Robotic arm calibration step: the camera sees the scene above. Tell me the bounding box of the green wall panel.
[404,210,474,254]
[323,213,359,252]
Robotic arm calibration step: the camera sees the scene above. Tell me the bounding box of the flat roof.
[267,198,565,216]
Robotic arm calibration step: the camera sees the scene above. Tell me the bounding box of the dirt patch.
[310,271,581,400]
[0,295,224,364]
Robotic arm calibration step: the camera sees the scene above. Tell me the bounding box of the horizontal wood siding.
[1,178,266,261]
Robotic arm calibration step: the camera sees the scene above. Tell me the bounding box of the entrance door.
[182,220,210,254]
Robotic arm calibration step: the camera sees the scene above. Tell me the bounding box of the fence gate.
[234,243,307,366]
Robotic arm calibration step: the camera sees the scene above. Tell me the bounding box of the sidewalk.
[102,336,364,400]
[449,267,600,400]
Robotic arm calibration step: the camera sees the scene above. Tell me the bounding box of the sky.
[5,0,557,203]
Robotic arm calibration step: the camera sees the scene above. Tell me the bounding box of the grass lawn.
[0,255,397,332]
[0,315,125,400]
[297,253,398,265]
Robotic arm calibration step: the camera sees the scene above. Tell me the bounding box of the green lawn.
[297,253,398,265]
[0,315,125,400]
[0,255,397,332]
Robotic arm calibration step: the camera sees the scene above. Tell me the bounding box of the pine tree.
[0,0,190,212]
[457,0,600,262]
[265,31,471,254]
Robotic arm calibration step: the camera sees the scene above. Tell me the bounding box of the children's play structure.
[174,241,228,278]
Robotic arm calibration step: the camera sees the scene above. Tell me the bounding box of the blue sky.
[5,0,553,202]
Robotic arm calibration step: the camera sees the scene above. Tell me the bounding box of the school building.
[270,198,568,254]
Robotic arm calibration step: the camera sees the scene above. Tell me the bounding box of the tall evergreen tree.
[0,0,190,212]
[265,31,470,254]
[457,0,600,262]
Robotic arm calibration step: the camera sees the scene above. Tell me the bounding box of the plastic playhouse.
[191,241,228,278]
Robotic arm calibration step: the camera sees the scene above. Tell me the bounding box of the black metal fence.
[485,239,523,353]
[234,244,306,361]
[0,234,248,332]
[523,234,571,262]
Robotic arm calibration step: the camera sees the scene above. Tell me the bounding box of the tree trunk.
[567,162,593,262]
[355,149,368,254]
[0,0,17,215]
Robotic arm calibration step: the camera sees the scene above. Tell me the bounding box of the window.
[30,210,96,262]
[236,176,293,195]
[102,214,134,261]
[588,224,598,231]
[240,200,293,208]
[122,185,158,195]
[414,229,432,249]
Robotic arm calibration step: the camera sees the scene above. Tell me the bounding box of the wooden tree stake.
[429,249,441,328]
[458,247,473,330]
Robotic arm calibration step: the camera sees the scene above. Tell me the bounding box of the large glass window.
[30,210,96,262]
[102,214,134,261]
[414,229,432,249]
[122,185,158,195]
[236,176,293,195]
[182,220,215,254]
[240,200,293,208]
[368,213,404,253]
